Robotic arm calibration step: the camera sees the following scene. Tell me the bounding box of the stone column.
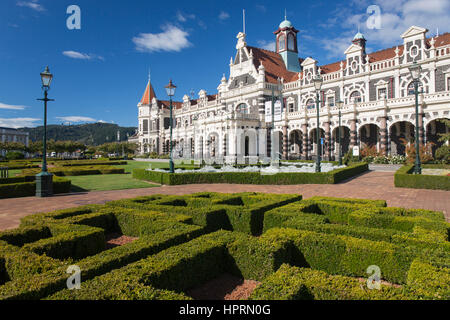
[283,125,288,160]
[324,122,331,160]
[349,119,357,149]
[379,117,388,156]
[302,123,308,160]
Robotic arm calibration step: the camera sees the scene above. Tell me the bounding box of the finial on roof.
[395,46,399,56]
[148,68,151,82]
[285,8,287,20]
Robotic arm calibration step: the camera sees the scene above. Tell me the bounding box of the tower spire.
[284,8,287,20]
[243,9,246,34]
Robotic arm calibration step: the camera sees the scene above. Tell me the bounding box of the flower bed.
[0,192,448,300]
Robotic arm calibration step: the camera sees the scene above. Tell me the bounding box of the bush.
[249,264,408,300]
[0,176,71,199]
[132,163,368,185]
[394,165,450,190]
[22,165,124,177]
[435,145,450,164]
[5,152,25,160]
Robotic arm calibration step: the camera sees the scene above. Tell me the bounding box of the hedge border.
[132,162,368,185]
[394,165,450,190]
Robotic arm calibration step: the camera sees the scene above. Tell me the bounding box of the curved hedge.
[133,162,368,185]
[394,165,450,190]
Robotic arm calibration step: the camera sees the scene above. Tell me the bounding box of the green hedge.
[22,165,125,177]
[406,259,450,299]
[132,163,368,185]
[0,176,71,199]
[394,165,450,190]
[249,264,408,300]
[57,160,127,167]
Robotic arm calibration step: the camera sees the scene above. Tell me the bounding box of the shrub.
[435,145,450,164]
[6,152,25,160]
[133,163,368,185]
[394,165,450,190]
[249,264,408,300]
[0,176,71,199]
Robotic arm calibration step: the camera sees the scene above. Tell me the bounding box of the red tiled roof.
[248,46,299,83]
[158,100,183,110]
[140,80,157,105]
[433,32,450,47]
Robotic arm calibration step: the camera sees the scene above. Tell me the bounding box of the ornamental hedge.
[394,165,450,190]
[21,165,124,177]
[0,176,71,199]
[132,162,368,185]
[0,192,448,300]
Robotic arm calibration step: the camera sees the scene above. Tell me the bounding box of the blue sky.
[0,0,449,128]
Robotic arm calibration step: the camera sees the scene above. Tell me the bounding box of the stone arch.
[399,72,430,97]
[288,129,303,159]
[389,121,415,156]
[359,123,380,152]
[426,117,449,155]
[331,126,351,157]
[309,127,325,159]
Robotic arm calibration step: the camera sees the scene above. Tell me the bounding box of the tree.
[438,119,450,143]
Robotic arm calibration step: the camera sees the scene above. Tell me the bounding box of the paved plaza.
[0,171,449,230]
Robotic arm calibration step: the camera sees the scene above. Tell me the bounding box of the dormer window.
[278,35,286,51]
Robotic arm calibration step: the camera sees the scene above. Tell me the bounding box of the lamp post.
[313,74,323,172]
[36,66,54,197]
[337,100,344,166]
[165,79,177,173]
[408,61,422,174]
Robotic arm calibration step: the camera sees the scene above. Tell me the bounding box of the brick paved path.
[0,171,448,230]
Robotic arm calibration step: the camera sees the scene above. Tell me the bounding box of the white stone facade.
[132,24,450,162]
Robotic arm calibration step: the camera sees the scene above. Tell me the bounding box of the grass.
[69,173,158,192]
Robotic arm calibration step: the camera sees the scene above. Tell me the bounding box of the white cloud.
[176,11,195,22]
[55,116,97,123]
[255,5,267,13]
[16,0,45,12]
[0,117,40,128]
[257,40,276,51]
[320,0,450,59]
[219,11,230,20]
[0,102,27,110]
[62,51,104,61]
[132,25,192,53]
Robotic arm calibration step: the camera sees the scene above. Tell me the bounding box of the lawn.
[69,173,158,192]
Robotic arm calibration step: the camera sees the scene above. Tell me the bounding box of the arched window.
[287,33,295,51]
[350,91,362,103]
[306,99,315,110]
[278,35,286,51]
[407,81,423,96]
[236,103,249,114]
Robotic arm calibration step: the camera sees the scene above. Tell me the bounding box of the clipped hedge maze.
[0,192,448,300]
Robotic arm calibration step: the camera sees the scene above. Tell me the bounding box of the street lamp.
[336,100,344,166]
[165,79,177,173]
[36,66,54,197]
[313,74,323,172]
[408,61,422,174]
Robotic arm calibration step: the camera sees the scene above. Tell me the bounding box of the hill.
[20,123,137,146]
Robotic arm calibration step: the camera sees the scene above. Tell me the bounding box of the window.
[350,91,362,103]
[142,120,149,133]
[236,103,248,114]
[289,103,295,112]
[447,77,450,91]
[278,35,286,51]
[288,33,295,51]
[407,81,423,96]
[327,96,335,107]
[378,88,387,99]
[410,45,418,58]
[306,99,315,110]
